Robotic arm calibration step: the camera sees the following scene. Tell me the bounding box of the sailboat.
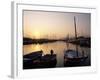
[64,16,88,66]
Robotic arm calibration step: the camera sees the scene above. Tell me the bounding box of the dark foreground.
[23,50,90,69]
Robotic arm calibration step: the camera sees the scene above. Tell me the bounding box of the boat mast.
[74,16,77,40]
[66,34,69,50]
[74,16,78,57]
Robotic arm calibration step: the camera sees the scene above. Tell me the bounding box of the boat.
[64,49,88,66]
[23,50,43,59]
[64,50,88,61]
[23,50,43,69]
[64,16,88,66]
[23,50,57,69]
[41,54,57,67]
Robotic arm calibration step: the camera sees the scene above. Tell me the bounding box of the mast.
[66,34,69,50]
[74,16,78,57]
[74,16,77,40]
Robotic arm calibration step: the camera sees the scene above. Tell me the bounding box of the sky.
[23,10,90,39]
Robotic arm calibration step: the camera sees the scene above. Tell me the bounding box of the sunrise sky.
[23,10,90,39]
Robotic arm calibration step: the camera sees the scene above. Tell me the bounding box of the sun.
[34,31,40,39]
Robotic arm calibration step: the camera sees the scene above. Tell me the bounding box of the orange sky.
[23,10,90,39]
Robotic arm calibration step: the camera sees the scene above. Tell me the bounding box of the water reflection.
[23,41,90,67]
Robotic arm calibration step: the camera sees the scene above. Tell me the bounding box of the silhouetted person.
[50,50,54,56]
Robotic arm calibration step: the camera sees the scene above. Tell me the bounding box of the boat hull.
[64,50,88,67]
[23,51,57,69]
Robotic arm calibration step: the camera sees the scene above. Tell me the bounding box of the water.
[23,41,90,67]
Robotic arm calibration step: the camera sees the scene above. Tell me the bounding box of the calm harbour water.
[23,41,90,67]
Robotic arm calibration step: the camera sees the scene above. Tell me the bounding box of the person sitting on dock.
[50,50,54,56]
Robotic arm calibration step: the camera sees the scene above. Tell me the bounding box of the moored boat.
[64,16,88,67]
[23,50,43,59]
[23,50,57,69]
[41,53,57,67]
[64,49,88,66]
[23,50,43,69]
